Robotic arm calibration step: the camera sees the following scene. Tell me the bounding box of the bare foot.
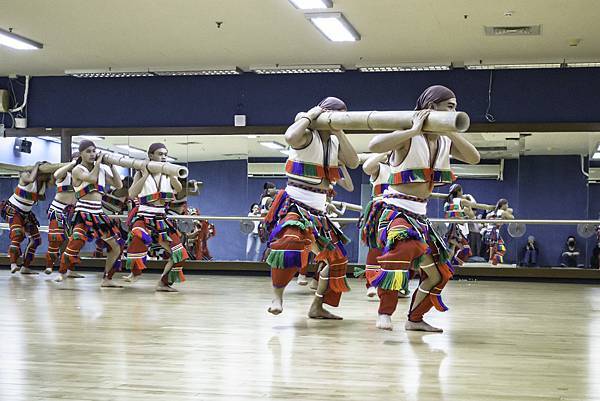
[268,298,283,315]
[405,320,443,333]
[67,271,85,278]
[376,314,393,330]
[123,274,141,283]
[155,282,178,292]
[297,274,308,286]
[44,267,53,275]
[101,279,123,288]
[366,286,377,298]
[308,278,318,290]
[10,264,21,274]
[308,305,343,320]
[20,267,39,275]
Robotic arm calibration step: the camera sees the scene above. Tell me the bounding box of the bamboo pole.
[101,153,188,178]
[295,110,470,133]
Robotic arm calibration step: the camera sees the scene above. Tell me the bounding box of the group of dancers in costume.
[1,140,192,292]
[2,84,517,333]
[265,85,489,332]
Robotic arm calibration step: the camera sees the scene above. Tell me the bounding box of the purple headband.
[318,97,347,111]
[148,142,167,155]
[415,85,456,110]
[78,140,95,152]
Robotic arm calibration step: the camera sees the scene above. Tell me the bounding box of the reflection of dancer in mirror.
[57,141,124,287]
[264,96,359,319]
[1,162,51,274]
[444,184,495,265]
[360,152,409,298]
[45,153,81,276]
[187,215,216,260]
[167,178,204,258]
[246,203,262,261]
[258,182,278,261]
[260,182,277,216]
[484,199,514,266]
[125,143,189,291]
[362,86,480,331]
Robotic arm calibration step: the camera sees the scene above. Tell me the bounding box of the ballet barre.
[2,218,600,230]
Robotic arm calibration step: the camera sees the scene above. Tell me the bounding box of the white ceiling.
[1,0,599,76]
[88,132,597,162]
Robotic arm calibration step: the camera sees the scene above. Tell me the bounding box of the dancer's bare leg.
[308,264,342,320]
[155,241,178,292]
[101,237,123,288]
[405,255,442,332]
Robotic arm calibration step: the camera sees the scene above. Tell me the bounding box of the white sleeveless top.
[9,180,45,212]
[73,164,107,199]
[137,173,175,214]
[56,172,74,193]
[444,197,466,218]
[370,163,391,197]
[285,131,340,185]
[389,135,455,186]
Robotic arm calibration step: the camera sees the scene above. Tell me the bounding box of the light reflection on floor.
[0,271,597,401]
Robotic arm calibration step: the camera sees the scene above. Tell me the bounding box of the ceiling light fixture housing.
[567,62,600,68]
[465,63,562,70]
[252,64,344,74]
[305,12,360,42]
[65,68,154,78]
[0,27,43,50]
[151,66,242,76]
[358,64,450,72]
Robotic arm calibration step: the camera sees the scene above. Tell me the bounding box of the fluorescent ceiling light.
[252,64,344,74]
[259,141,286,150]
[151,66,242,76]
[567,62,600,68]
[288,0,332,9]
[65,68,154,78]
[116,145,145,153]
[39,136,61,143]
[465,63,562,70]
[358,65,450,72]
[73,135,105,142]
[306,12,360,42]
[0,27,43,50]
[593,152,600,160]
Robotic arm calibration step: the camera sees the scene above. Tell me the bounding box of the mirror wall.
[1,131,598,268]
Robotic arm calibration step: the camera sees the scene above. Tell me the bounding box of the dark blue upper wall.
[1,68,598,128]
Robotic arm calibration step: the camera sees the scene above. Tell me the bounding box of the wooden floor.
[0,270,598,401]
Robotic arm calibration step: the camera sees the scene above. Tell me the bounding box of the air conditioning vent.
[588,167,600,183]
[484,25,541,36]
[452,163,503,180]
[248,162,286,177]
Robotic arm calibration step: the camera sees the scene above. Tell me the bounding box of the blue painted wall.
[2,68,600,129]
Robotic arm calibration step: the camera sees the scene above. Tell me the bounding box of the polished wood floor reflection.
[0,270,598,401]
